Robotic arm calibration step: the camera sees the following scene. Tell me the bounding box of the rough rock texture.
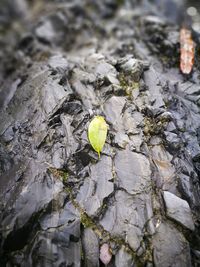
[0,0,200,266]
[163,191,195,231]
[153,222,192,267]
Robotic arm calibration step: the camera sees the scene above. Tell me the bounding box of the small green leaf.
[88,116,108,158]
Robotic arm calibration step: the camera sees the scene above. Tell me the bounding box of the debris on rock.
[100,243,112,265]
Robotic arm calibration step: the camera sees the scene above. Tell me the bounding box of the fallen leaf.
[88,116,108,158]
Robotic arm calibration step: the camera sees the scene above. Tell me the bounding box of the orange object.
[180,28,194,74]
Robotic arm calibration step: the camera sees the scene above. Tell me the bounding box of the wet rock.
[48,54,68,72]
[82,228,99,267]
[129,134,143,152]
[51,144,65,169]
[30,219,81,267]
[1,161,63,234]
[76,156,114,216]
[2,125,14,143]
[70,70,99,109]
[60,114,79,156]
[1,78,22,110]
[85,54,120,88]
[164,131,181,150]
[95,62,119,85]
[153,222,192,267]
[151,145,176,190]
[42,77,68,116]
[144,68,165,109]
[115,246,135,267]
[142,15,166,26]
[103,96,126,129]
[62,101,82,115]
[117,56,147,82]
[35,20,56,44]
[178,173,194,201]
[100,191,153,252]
[166,121,177,132]
[0,0,200,266]
[163,191,195,230]
[113,132,129,149]
[192,250,200,266]
[123,108,143,135]
[114,148,151,194]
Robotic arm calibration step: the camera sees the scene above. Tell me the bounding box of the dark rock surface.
[0,0,200,266]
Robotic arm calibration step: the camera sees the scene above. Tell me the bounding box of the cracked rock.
[103,96,126,129]
[153,222,192,267]
[82,228,99,267]
[114,148,151,194]
[0,0,200,266]
[76,156,114,216]
[115,246,135,267]
[100,191,153,252]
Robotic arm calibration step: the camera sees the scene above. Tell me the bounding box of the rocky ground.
[0,0,200,266]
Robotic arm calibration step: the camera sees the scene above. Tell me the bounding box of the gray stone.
[100,191,153,251]
[166,121,177,132]
[90,156,114,201]
[51,145,65,169]
[129,134,143,152]
[178,173,197,207]
[71,77,98,109]
[35,20,55,43]
[48,54,68,71]
[144,68,165,109]
[103,96,126,129]
[1,161,64,231]
[115,246,135,267]
[1,0,200,266]
[178,81,200,95]
[114,148,151,194]
[95,62,119,85]
[151,145,176,190]
[142,15,166,25]
[163,191,195,230]
[149,136,162,146]
[60,114,79,156]
[86,54,117,86]
[82,228,99,267]
[117,56,145,82]
[153,222,192,267]
[123,108,143,135]
[76,156,114,215]
[164,131,180,148]
[114,132,129,149]
[2,78,22,110]
[30,219,81,267]
[2,125,14,142]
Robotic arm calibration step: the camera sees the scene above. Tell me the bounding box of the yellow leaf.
[88,116,108,158]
